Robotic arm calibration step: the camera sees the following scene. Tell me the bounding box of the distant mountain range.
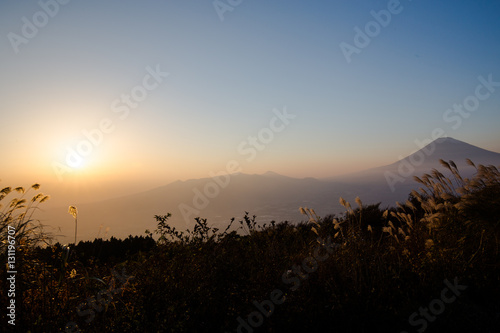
[42,137,500,242]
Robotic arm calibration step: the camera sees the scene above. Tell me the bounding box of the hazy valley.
[41,137,500,242]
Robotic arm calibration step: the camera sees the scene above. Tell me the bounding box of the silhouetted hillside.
[2,160,499,332]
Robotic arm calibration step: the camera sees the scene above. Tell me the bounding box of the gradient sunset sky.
[1,0,500,204]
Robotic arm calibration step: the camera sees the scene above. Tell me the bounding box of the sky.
[1,0,500,205]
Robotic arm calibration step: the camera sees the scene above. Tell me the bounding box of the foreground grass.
[1,160,499,332]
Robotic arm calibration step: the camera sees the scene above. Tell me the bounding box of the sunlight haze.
[1,0,500,204]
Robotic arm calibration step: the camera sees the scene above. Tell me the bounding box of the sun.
[51,141,104,182]
[69,158,86,170]
[73,158,90,170]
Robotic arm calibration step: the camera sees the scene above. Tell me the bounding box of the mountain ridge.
[332,137,500,180]
[42,137,500,242]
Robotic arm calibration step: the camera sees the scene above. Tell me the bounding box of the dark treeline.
[35,235,157,266]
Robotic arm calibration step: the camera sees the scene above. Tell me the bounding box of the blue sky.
[1,0,500,202]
